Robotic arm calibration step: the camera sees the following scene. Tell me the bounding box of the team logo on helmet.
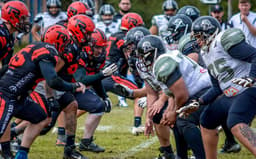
[185,8,196,16]
[7,5,20,18]
[69,7,78,16]
[142,41,153,53]
[201,19,215,31]
[173,18,185,29]
[134,30,144,42]
[128,17,138,28]
[56,30,69,42]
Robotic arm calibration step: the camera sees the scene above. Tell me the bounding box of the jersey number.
[9,53,25,67]
[207,58,234,83]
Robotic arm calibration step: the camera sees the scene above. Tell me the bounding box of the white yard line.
[115,136,158,159]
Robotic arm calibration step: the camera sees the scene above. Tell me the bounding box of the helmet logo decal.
[7,5,20,18]
[69,7,77,16]
[185,8,196,16]
[127,17,137,28]
[201,19,215,31]
[75,19,87,29]
[142,41,153,53]
[134,30,144,42]
[173,18,185,30]
[56,30,69,41]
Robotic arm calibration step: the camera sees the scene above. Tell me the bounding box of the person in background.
[31,0,67,41]
[210,4,233,31]
[149,0,178,35]
[113,0,131,25]
[96,4,119,38]
[229,0,256,47]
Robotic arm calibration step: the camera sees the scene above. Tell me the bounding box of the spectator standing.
[113,0,131,25]
[229,0,256,47]
[211,4,233,30]
[31,0,67,41]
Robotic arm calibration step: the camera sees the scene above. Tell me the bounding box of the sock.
[19,146,29,153]
[134,116,141,127]
[66,135,75,147]
[159,145,174,154]
[58,127,65,135]
[81,136,93,145]
[1,141,11,155]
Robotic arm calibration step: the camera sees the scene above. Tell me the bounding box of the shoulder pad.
[153,54,179,83]
[34,13,43,23]
[221,28,245,52]
[178,34,191,52]
[151,16,157,25]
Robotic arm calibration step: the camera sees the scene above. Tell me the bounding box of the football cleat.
[63,145,88,159]
[132,125,145,136]
[219,140,241,154]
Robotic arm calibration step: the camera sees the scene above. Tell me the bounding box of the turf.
[27,94,255,159]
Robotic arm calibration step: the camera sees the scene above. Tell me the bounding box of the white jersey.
[229,11,256,47]
[151,14,169,35]
[156,50,211,97]
[136,59,167,92]
[34,11,67,34]
[201,31,251,97]
[95,21,119,39]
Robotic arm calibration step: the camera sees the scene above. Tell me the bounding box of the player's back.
[0,42,58,99]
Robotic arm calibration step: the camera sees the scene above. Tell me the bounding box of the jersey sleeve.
[34,13,43,25]
[32,45,58,65]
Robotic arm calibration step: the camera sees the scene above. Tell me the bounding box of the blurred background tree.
[61,0,256,28]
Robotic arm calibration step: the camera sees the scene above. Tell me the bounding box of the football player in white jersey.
[136,35,209,159]
[31,0,67,41]
[95,4,119,39]
[182,16,256,158]
[149,0,178,35]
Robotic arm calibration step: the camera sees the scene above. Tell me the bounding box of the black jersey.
[58,41,80,82]
[0,22,14,61]
[106,31,128,76]
[0,42,58,99]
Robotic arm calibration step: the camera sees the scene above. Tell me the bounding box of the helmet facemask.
[15,15,32,34]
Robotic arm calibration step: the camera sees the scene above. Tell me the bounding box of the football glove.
[104,98,112,113]
[113,83,134,99]
[138,97,147,109]
[102,63,118,77]
[176,99,200,118]
[232,77,255,88]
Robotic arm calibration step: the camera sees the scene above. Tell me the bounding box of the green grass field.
[27,94,255,159]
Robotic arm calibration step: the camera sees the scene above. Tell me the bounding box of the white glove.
[232,77,255,88]
[176,99,200,118]
[138,97,147,109]
[102,63,118,76]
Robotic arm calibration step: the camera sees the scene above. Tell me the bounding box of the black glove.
[113,83,134,99]
[47,97,60,115]
[104,98,112,113]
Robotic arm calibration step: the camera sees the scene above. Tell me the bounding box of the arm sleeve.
[73,66,105,85]
[92,80,108,99]
[200,74,223,105]
[228,41,256,78]
[39,60,74,91]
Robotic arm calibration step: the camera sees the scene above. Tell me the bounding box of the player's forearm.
[244,20,256,36]
[73,67,104,85]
